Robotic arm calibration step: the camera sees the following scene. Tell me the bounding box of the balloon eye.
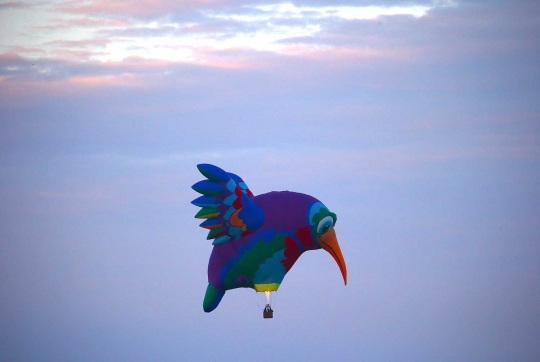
[317,216,334,234]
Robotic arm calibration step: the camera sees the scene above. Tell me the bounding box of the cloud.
[1,0,539,150]
[3,0,456,63]
[0,1,28,9]
[54,0,442,19]
[55,0,236,18]
[35,16,131,29]
[45,38,110,49]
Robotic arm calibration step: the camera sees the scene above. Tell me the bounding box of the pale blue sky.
[1,0,539,360]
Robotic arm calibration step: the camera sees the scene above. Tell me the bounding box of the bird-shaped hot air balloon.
[192,164,347,316]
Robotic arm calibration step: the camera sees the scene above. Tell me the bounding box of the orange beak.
[318,228,347,285]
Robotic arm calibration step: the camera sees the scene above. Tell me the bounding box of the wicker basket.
[263,304,273,318]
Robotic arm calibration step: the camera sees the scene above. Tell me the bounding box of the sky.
[1,0,539,360]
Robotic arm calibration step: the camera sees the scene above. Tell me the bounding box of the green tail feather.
[195,207,219,219]
[207,227,225,240]
[203,284,225,313]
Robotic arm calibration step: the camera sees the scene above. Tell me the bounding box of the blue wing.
[191,164,264,245]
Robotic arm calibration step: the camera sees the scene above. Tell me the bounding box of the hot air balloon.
[192,164,347,317]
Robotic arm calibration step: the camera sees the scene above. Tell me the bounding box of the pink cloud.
[43,40,111,61]
[283,46,392,60]
[56,0,231,18]
[186,46,391,70]
[0,54,189,104]
[0,1,27,9]
[6,47,47,56]
[0,51,26,64]
[45,38,111,48]
[35,16,131,30]
[189,47,276,69]
[1,73,143,94]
